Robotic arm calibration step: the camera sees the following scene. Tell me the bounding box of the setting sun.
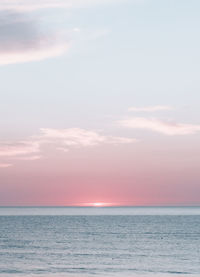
[93,202,105,207]
[87,202,113,207]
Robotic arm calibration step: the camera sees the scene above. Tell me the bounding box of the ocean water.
[0,207,200,277]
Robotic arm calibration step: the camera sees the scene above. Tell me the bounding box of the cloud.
[0,0,126,12]
[0,41,68,65]
[0,163,12,168]
[0,11,69,65]
[0,0,71,12]
[118,117,200,136]
[13,155,42,161]
[0,141,40,157]
[0,0,128,65]
[128,106,173,112]
[0,128,136,165]
[40,128,136,149]
[0,42,68,65]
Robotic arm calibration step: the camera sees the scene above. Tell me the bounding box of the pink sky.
[1,137,200,206]
[0,0,200,206]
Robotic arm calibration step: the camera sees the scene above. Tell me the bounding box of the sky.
[0,0,200,206]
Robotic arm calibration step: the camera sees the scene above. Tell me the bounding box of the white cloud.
[0,163,12,168]
[128,105,173,112]
[40,128,107,146]
[0,141,40,157]
[0,42,68,66]
[0,128,136,165]
[119,117,200,136]
[40,128,136,148]
[73,27,81,33]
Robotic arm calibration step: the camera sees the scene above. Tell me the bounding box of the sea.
[0,206,200,277]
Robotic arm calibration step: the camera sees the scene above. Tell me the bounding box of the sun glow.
[76,202,115,207]
[93,202,105,207]
[91,202,114,207]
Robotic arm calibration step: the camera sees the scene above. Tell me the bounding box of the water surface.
[0,207,199,277]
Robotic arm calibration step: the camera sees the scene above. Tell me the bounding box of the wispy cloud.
[0,0,127,65]
[128,106,173,112]
[0,163,12,168]
[0,0,71,12]
[40,128,135,148]
[0,141,40,157]
[119,117,200,136]
[0,128,136,165]
[0,0,126,12]
[13,155,42,161]
[0,41,68,66]
[0,11,69,65]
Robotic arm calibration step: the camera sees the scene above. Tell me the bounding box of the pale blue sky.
[1,0,200,139]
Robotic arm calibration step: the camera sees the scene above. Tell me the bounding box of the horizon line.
[0,205,200,208]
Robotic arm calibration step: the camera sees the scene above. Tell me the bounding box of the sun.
[92,202,114,207]
[93,202,105,207]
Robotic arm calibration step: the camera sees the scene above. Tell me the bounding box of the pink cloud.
[0,0,71,12]
[119,117,200,135]
[0,0,126,12]
[40,128,136,148]
[0,42,68,65]
[0,163,12,168]
[0,141,40,157]
[0,128,136,165]
[13,155,42,161]
[128,105,173,112]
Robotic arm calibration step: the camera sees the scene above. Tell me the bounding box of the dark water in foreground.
[0,207,200,277]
